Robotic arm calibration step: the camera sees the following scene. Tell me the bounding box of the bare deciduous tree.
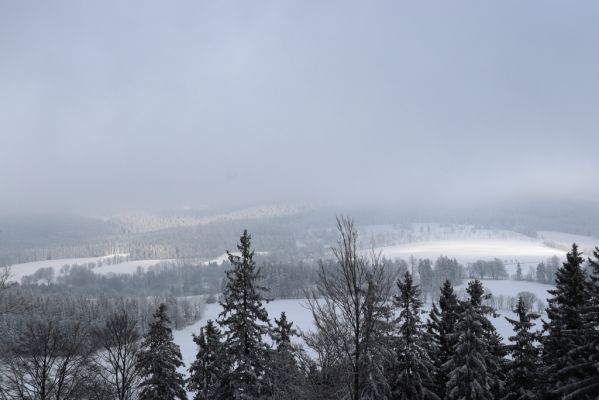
[93,310,141,400]
[0,318,94,400]
[305,216,396,400]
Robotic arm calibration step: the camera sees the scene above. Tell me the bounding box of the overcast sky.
[1,1,598,213]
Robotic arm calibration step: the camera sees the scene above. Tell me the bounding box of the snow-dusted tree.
[542,243,588,398]
[93,310,141,400]
[557,246,599,399]
[267,312,306,400]
[187,319,225,400]
[306,216,395,400]
[446,280,501,400]
[0,318,94,400]
[467,280,506,398]
[502,296,541,400]
[136,303,186,400]
[391,272,438,400]
[446,304,492,399]
[427,280,460,399]
[217,230,271,399]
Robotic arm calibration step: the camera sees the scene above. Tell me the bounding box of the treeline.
[17,255,424,300]
[3,220,599,399]
[182,220,599,399]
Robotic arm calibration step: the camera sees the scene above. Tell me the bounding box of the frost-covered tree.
[502,297,541,400]
[187,320,225,400]
[391,272,438,400]
[446,280,501,400]
[93,310,141,400]
[0,318,94,400]
[558,246,599,399]
[136,303,186,400]
[542,243,588,398]
[427,280,460,399]
[446,304,492,400]
[306,216,395,400]
[267,312,306,400]
[217,230,271,399]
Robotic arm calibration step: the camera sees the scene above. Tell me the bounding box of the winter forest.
[2,216,599,400]
[3,1,599,399]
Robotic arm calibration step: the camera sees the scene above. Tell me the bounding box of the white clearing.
[203,251,269,265]
[374,239,562,263]
[455,279,554,303]
[7,255,168,283]
[361,224,598,274]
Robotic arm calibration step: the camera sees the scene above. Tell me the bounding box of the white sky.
[1,1,598,212]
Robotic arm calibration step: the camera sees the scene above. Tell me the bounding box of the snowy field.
[374,238,562,268]
[173,296,544,384]
[203,251,269,265]
[362,224,598,274]
[455,279,554,303]
[6,251,271,283]
[7,226,597,284]
[538,230,599,252]
[6,255,168,283]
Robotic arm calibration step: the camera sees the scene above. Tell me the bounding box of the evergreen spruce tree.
[271,311,296,351]
[217,230,271,399]
[187,320,225,400]
[466,280,506,398]
[427,280,460,399]
[446,280,500,400]
[267,312,305,400]
[542,243,588,398]
[502,297,541,400]
[392,272,438,400]
[559,246,599,399]
[136,303,186,400]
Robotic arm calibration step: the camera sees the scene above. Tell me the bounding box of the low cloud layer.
[1,1,598,212]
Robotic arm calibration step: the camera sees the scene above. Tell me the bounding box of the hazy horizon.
[2,1,598,213]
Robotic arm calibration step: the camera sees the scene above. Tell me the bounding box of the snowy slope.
[7,255,167,283]
[361,224,598,273]
[373,239,562,269]
[538,230,599,252]
[455,279,554,303]
[202,251,269,265]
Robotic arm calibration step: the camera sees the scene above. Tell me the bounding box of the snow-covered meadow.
[173,295,545,383]
[8,224,597,284]
[6,255,169,283]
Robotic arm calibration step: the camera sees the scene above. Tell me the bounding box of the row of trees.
[3,219,599,399]
[183,219,599,399]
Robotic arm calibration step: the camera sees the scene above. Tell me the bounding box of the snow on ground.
[361,224,599,274]
[373,239,563,272]
[203,251,269,265]
[173,299,313,387]
[455,279,554,303]
[173,295,544,387]
[538,230,599,252]
[7,255,167,283]
[86,259,170,275]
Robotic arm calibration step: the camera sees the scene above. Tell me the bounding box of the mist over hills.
[1,198,598,268]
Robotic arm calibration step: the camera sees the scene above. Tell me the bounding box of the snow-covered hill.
[7,255,169,283]
[359,223,598,272]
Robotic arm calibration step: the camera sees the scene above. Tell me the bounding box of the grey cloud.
[1,0,598,212]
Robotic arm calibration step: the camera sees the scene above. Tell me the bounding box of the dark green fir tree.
[137,303,186,400]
